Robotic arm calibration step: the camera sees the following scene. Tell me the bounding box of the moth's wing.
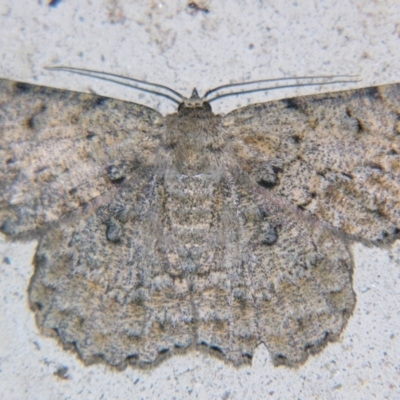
[192,172,355,367]
[0,79,162,238]
[0,79,196,367]
[28,175,200,367]
[225,84,400,243]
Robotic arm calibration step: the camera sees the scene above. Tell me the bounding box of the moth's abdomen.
[159,173,222,276]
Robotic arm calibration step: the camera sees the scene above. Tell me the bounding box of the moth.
[0,67,399,369]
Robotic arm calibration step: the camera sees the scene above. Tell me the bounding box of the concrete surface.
[0,1,399,399]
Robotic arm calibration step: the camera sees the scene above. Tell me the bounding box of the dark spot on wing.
[106,219,122,242]
[258,179,278,189]
[0,219,15,236]
[341,172,353,179]
[242,352,252,360]
[94,97,108,106]
[86,133,96,140]
[274,354,288,364]
[107,164,127,184]
[6,157,16,165]
[345,107,365,133]
[13,82,32,93]
[292,134,302,143]
[284,98,300,110]
[366,162,383,171]
[210,345,223,354]
[33,302,43,311]
[26,116,35,129]
[25,104,47,130]
[363,86,381,100]
[261,226,278,245]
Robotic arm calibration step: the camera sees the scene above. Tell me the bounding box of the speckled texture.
[1,78,399,369]
[1,0,400,398]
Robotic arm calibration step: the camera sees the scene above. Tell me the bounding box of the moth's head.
[178,88,212,113]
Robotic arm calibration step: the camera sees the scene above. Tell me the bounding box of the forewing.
[0,79,162,238]
[225,84,400,243]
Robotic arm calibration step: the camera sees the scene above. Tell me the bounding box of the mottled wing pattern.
[0,79,162,238]
[29,162,355,368]
[226,84,400,244]
[190,171,355,367]
[1,78,398,369]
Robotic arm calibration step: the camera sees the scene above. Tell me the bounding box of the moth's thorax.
[163,108,225,175]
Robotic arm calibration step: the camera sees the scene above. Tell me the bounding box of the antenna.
[47,66,359,106]
[205,75,359,103]
[45,66,184,105]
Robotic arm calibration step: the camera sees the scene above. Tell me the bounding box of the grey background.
[0,1,399,399]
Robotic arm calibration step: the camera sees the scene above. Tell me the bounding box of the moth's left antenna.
[45,66,184,105]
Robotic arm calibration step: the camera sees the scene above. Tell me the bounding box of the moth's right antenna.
[45,66,184,105]
[205,75,360,103]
